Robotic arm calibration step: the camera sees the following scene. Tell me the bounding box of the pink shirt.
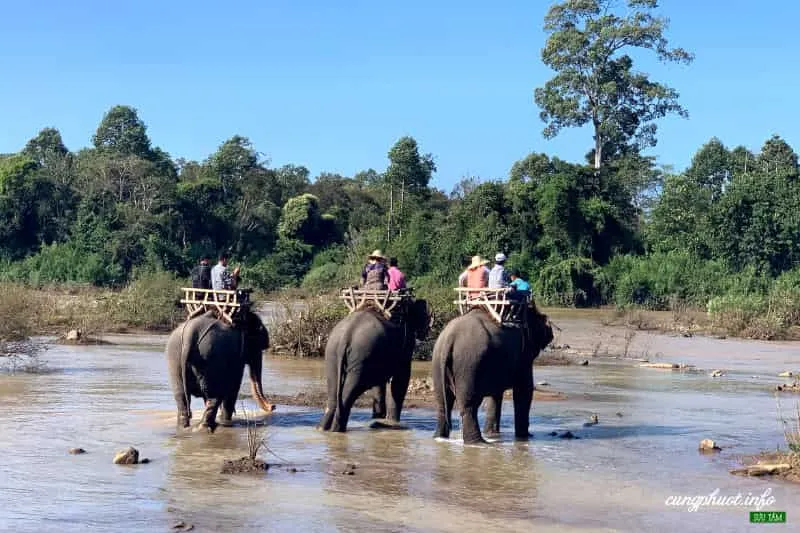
[388,266,406,290]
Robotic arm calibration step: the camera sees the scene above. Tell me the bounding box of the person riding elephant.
[165,309,274,431]
[431,303,553,444]
[318,298,432,432]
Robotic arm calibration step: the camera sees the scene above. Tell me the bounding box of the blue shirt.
[510,278,530,293]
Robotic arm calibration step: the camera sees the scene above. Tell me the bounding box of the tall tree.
[23,127,68,165]
[534,0,694,169]
[384,136,436,240]
[92,105,153,158]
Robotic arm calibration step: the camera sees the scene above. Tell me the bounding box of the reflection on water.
[1,329,799,532]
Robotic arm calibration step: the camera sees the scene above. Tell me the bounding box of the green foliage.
[535,256,603,307]
[535,0,693,168]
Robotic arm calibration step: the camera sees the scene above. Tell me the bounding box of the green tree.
[23,127,68,164]
[534,0,694,169]
[384,136,436,240]
[92,105,153,158]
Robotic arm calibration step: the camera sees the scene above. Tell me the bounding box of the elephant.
[318,299,432,432]
[165,309,273,431]
[431,303,553,444]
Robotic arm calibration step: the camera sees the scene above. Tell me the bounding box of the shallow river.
[1,317,799,532]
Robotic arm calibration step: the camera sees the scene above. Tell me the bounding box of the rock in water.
[113,447,139,465]
[699,439,721,452]
[778,371,794,378]
[536,381,550,386]
[68,448,86,455]
[710,370,725,378]
[580,360,589,366]
[66,329,82,342]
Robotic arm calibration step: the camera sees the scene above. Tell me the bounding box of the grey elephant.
[318,299,432,432]
[165,310,273,431]
[432,303,553,444]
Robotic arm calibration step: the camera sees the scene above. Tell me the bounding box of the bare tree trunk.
[399,179,405,238]
[387,184,393,242]
[594,134,603,170]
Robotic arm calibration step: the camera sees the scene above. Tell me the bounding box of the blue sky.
[0,1,797,192]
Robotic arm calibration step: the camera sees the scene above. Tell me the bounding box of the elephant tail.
[336,344,348,413]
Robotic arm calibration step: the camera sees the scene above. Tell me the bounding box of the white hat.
[495,253,507,263]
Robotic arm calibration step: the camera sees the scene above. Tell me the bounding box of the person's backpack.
[191,265,212,289]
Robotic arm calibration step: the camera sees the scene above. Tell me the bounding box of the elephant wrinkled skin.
[432,304,553,444]
[165,310,272,431]
[318,300,431,432]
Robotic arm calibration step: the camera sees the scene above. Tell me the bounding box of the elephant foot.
[484,430,501,440]
[462,437,488,446]
[514,431,534,441]
[218,418,234,428]
[260,403,277,414]
[194,421,217,433]
[369,420,408,430]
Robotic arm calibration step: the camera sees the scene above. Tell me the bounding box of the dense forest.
[2,1,800,329]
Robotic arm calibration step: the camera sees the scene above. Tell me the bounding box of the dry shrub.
[268,294,347,357]
[103,272,184,331]
[0,283,44,341]
[776,396,800,457]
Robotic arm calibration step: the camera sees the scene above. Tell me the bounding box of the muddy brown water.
[1,313,800,532]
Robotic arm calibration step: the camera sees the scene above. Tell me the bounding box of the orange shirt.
[466,266,488,298]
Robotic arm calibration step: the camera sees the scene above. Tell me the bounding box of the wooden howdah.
[453,287,528,326]
[180,288,252,325]
[338,287,414,319]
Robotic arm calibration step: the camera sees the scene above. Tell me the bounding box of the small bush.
[535,257,602,307]
[268,294,347,357]
[0,283,43,341]
[103,271,184,330]
[301,263,346,292]
[413,286,459,360]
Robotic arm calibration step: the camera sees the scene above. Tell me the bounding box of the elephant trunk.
[248,354,275,413]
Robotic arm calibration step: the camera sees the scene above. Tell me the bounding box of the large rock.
[699,439,721,452]
[65,329,82,342]
[113,447,140,465]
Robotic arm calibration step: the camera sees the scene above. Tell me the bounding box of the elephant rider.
[508,269,531,302]
[488,253,511,289]
[211,253,241,307]
[190,256,212,301]
[361,250,390,290]
[465,255,490,299]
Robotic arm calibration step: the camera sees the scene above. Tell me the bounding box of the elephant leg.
[512,371,534,440]
[371,384,387,419]
[174,390,191,428]
[434,385,455,439]
[386,364,411,424]
[199,398,221,432]
[460,402,485,445]
[483,393,503,437]
[219,394,236,427]
[331,374,362,433]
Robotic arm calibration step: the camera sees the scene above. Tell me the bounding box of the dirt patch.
[730,452,800,484]
[263,378,566,411]
[221,457,270,474]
